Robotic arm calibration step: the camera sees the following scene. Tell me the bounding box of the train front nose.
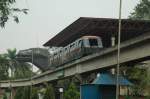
[16,50,32,62]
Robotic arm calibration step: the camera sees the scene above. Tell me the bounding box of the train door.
[73,41,79,60]
[62,47,67,63]
[49,55,53,67]
[69,43,76,61]
[53,53,57,67]
[78,39,84,58]
[58,50,62,66]
[83,38,92,55]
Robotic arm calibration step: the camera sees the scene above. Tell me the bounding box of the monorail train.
[49,36,103,68]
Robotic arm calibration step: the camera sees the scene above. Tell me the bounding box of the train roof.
[43,17,150,47]
[81,36,100,39]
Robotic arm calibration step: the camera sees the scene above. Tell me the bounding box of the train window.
[78,40,83,46]
[65,48,67,50]
[65,47,68,53]
[89,39,98,46]
[70,43,75,48]
[54,53,56,56]
[59,50,62,55]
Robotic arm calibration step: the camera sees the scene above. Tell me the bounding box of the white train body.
[49,36,103,68]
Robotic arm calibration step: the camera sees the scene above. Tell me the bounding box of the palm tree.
[0,49,35,99]
[6,48,17,79]
[4,48,35,99]
[0,54,9,80]
[6,48,34,79]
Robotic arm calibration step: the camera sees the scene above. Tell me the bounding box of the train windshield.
[89,39,98,46]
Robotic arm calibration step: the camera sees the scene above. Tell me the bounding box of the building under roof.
[44,17,150,48]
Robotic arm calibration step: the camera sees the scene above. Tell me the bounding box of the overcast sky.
[0,0,140,53]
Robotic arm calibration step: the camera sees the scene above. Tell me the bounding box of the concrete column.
[110,36,116,74]
[111,36,116,47]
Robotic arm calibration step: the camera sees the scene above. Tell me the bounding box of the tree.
[3,93,7,99]
[43,84,55,99]
[31,87,39,99]
[129,0,150,20]
[129,1,150,96]
[0,49,36,99]
[14,86,39,99]
[0,0,28,27]
[6,48,17,78]
[0,54,9,80]
[5,48,34,79]
[13,62,34,79]
[121,64,150,96]
[64,83,80,99]
[14,87,24,99]
[3,48,35,99]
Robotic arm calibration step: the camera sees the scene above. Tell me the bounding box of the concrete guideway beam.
[0,32,150,88]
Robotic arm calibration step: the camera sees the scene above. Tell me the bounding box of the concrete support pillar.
[111,36,116,47]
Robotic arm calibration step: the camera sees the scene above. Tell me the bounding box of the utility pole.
[116,0,122,99]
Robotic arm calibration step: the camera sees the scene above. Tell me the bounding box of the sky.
[0,0,140,53]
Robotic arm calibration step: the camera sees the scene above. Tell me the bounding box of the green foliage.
[14,87,23,99]
[129,0,150,20]
[43,84,55,99]
[6,48,17,60]
[3,93,7,99]
[31,87,39,99]
[124,65,150,96]
[5,48,34,79]
[0,48,35,99]
[0,54,9,80]
[23,87,31,99]
[64,83,80,99]
[0,0,28,27]
[13,62,33,79]
[14,86,39,99]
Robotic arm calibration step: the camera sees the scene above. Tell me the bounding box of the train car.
[79,36,103,55]
[49,36,103,68]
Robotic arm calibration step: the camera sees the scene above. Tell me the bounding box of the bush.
[64,83,80,99]
[43,84,55,99]
[14,86,39,99]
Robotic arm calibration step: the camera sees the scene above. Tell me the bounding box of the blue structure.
[92,73,132,85]
[81,73,132,99]
[81,84,100,99]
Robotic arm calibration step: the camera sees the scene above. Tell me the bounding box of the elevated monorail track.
[0,32,150,88]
